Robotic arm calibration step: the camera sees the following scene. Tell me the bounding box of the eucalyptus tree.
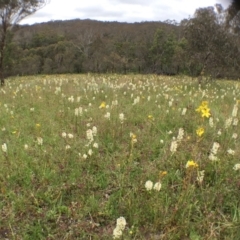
[225,0,240,32]
[0,0,49,85]
[184,5,238,80]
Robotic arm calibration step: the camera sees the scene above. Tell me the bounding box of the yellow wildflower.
[196,127,204,137]
[186,160,199,168]
[160,171,167,177]
[195,106,202,113]
[196,101,211,118]
[148,115,154,121]
[201,101,208,107]
[201,108,211,118]
[99,102,106,109]
[36,123,41,128]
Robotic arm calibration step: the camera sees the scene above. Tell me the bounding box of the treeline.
[4,5,240,79]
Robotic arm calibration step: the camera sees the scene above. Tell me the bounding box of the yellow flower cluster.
[99,101,106,109]
[159,171,167,180]
[148,115,154,121]
[196,101,211,118]
[160,171,167,176]
[196,127,204,137]
[186,160,199,169]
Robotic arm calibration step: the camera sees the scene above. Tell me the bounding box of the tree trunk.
[123,64,126,74]
[0,21,7,86]
[0,54,5,86]
[0,72,4,86]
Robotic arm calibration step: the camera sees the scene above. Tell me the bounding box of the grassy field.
[0,74,240,239]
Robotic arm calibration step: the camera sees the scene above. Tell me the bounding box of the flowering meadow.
[0,74,240,239]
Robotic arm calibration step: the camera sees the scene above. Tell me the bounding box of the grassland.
[0,74,240,239]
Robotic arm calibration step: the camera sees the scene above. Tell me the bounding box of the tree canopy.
[0,0,49,85]
[1,2,240,82]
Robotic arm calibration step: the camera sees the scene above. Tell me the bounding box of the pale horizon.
[20,0,230,25]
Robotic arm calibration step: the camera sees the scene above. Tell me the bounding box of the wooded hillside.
[5,6,240,79]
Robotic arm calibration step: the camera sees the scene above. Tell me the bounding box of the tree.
[225,0,240,32]
[149,28,177,74]
[183,6,236,80]
[0,0,49,85]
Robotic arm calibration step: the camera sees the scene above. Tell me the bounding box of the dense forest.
[3,5,240,79]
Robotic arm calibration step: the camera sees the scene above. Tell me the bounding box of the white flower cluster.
[61,132,74,139]
[209,142,220,161]
[209,117,214,128]
[145,180,162,191]
[169,128,184,154]
[113,217,127,239]
[68,95,74,103]
[233,164,240,171]
[130,132,137,144]
[65,145,71,150]
[112,100,118,107]
[54,86,61,94]
[37,137,43,146]
[2,143,7,153]
[86,129,94,143]
[227,149,235,155]
[225,117,232,129]
[92,126,97,136]
[197,170,205,184]
[177,128,184,142]
[232,103,238,117]
[81,126,99,159]
[232,133,238,139]
[61,132,74,150]
[74,107,83,116]
[181,108,187,116]
[170,139,178,154]
[233,118,238,126]
[119,113,125,124]
[133,96,140,105]
[104,112,111,120]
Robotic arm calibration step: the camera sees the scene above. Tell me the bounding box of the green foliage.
[0,9,237,79]
[0,0,49,85]
[30,32,65,48]
[149,28,178,74]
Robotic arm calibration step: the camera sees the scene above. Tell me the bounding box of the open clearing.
[0,74,240,239]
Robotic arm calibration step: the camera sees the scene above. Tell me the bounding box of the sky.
[20,0,231,25]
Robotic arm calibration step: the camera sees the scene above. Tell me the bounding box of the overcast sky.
[20,0,230,25]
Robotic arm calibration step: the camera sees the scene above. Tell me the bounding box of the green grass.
[0,74,240,239]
